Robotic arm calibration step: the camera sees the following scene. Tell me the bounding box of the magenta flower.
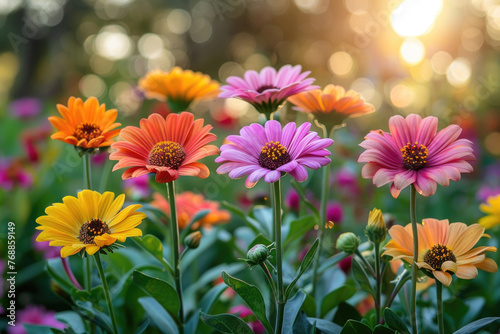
[229,305,265,334]
[8,305,66,334]
[358,114,475,198]
[216,120,333,188]
[219,65,318,116]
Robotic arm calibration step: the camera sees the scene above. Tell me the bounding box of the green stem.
[94,253,119,334]
[312,125,330,298]
[384,270,410,310]
[374,242,381,324]
[273,180,284,334]
[82,153,93,294]
[131,237,174,277]
[410,184,419,334]
[167,181,184,334]
[259,262,277,302]
[355,249,376,277]
[436,281,444,334]
[98,152,112,192]
[83,153,93,190]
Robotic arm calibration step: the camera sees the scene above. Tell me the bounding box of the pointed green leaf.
[284,215,316,248]
[199,312,254,334]
[293,311,313,334]
[340,320,372,334]
[320,285,356,318]
[134,319,151,334]
[307,317,342,334]
[222,201,261,235]
[453,317,500,334]
[24,324,65,334]
[221,271,274,333]
[373,325,395,334]
[139,235,164,262]
[383,308,409,334]
[45,258,74,292]
[352,256,375,295]
[285,239,319,300]
[252,205,274,237]
[138,297,179,334]
[185,284,228,334]
[283,290,307,333]
[302,291,316,317]
[333,302,361,326]
[133,270,180,320]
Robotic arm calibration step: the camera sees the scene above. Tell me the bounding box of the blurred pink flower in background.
[20,122,52,163]
[229,305,265,334]
[7,305,66,334]
[338,255,353,274]
[0,158,33,190]
[285,188,300,211]
[335,167,360,197]
[8,98,42,119]
[91,150,109,165]
[123,174,151,201]
[326,201,343,225]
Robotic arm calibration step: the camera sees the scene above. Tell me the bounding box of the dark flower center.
[74,123,102,142]
[424,244,456,270]
[401,141,428,170]
[258,141,291,170]
[79,219,110,244]
[148,141,186,169]
[256,85,278,93]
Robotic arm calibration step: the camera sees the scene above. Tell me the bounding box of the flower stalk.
[374,242,382,324]
[167,181,185,334]
[410,184,419,334]
[436,281,444,334]
[82,153,93,293]
[94,252,119,334]
[273,179,285,334]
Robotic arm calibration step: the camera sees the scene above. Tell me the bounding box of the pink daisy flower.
[216,120,333,188]
[358,114,475,198]
[219,65,318,116]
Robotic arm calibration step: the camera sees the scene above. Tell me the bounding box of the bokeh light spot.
[446,58,472,88]
[400,38,425,65]
[328,51,354,77]
[391,0,443,37]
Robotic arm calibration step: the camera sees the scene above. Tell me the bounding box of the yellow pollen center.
[148,141,186,169]
[74,123,102,142]
[424,244,456,271]
[79,218,110,245]
[401,141,428,170]
[258,141,291,170]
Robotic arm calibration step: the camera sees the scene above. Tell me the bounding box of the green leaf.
[185,284,227,334]
[284,215,316,248]
[383,308,409,334]
[252,205,274,237]
[138,297,179,334]
[352,257,375,295]
[453,317,500,334]
[283,290,307,333]
[55,311,86,334]
[285,239,319,300]
[320,285,356,318]
[333,302,361,326]
[138,235,164,262]
[133,270,180,320]
[75,300,113,333]
[221,271,274,333]
[373,325,395,334]
[134,319,150,334]
[71,286,104,306]
[340,320,372,334]
[307,317,342,334]
[222,201,261,235]
[45,258,74,292]
[302,291,317,317]
[293,311,313,334]
[199,312,254,334]
[24,324,66,334]
[111,264,162,300]
[179,209,211,240]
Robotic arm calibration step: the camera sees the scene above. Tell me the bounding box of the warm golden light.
[390,84,414,108]
[400,38,425,65]
[391,0,443,37]
[328,51,354,76]
[446,58,471,88]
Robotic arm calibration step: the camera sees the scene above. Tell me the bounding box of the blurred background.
[1,0,500,331]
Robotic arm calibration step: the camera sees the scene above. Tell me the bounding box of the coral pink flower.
[358,114,475,198]
[216,120,333,188]
[110,112,218,183]
[219,65,318,115]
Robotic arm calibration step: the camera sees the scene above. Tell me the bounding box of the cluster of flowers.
[32,64,498,334]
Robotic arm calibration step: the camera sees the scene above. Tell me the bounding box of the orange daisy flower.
[151,191,230,230]
[138,67,220,112]
[288,84,374,131]
[110,112,218,183]
[49,97,121,150]
[383,218,497,286]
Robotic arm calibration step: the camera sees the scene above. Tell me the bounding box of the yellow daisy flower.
[138,67,220,112]
[383,218,497,286]
[36,190,146,258]
[479,194,500,229]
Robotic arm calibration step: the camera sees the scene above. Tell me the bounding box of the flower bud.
[365,208,386,244]
[184,231,202,249]
[246,244,270,266]
[336,232,360,254]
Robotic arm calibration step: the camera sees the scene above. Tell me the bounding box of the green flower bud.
[336,232,360,254]
[365,208,387,244]
[246,244,270,266]
[184,231,202,249]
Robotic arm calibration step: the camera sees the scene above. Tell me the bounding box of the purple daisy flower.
[216,120,333,188]
[219,65,318,116]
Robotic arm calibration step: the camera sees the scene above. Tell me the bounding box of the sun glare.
[391,0,443,37]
